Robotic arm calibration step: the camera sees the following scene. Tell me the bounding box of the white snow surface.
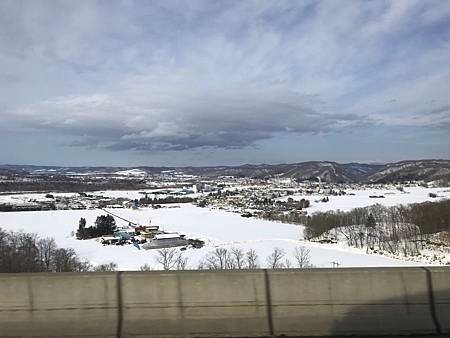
[0,192,78,205]
[114,169,147,177]
[280,187,450,213]
[0,204,421,270]
[90,189,205,200]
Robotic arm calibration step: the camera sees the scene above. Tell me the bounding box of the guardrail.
[0,267,449,337]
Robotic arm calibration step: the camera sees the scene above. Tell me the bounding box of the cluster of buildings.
[194,179,418,219]
[99,223,204,250]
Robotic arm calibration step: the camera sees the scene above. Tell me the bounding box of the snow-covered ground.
[90,188,205,200]
[0,189,203,206]
[0,192,78,204]
[114,169,148,177]
[0,204,421,270]
[279,187,450,213]
[0,186,448,269]
[3,186,448,211]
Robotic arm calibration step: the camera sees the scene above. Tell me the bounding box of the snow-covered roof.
[154,233,183,240]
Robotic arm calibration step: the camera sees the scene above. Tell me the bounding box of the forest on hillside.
[303,199,450,257]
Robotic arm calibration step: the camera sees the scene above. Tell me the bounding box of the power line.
[97,208,142,227]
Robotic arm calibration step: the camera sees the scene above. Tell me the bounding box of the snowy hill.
[1,159,450,183]
[366,160,450,183]
[114,169,148,177]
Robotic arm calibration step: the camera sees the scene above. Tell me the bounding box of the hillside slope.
[366,160,450,183]
[1,159,449,183]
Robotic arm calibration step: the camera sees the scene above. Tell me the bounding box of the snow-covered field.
[280,186,450,213]
[0,186,448,270]
[90,189,205,200]
[0,192,78,204]
[0,204,421,270]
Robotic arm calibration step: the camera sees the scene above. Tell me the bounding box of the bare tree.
[294,246,311,268]
[204,253,220,269]
[93,262,117,272]
[0,228,91,273]
[197,261,206,270]
[203,247,246,269]
[284,258,293,268]
[175,252,189,270]
[155,248,178,270]
[140,264,152,271]
[204,248,230,269]
[12,232,41,272]
[246,249,259,269]
[52,248,91,272]
[266,247,285,269]
[37,237,57,271]
[231,247,245,269]
[215,248,231,269]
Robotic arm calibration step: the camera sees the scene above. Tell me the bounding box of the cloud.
[7,83,371,151]
[0,0,449,154]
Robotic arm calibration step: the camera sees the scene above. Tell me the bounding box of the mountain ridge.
[1,159,449,183]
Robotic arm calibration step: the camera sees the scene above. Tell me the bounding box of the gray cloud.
[0,0,449,155]
[7,85,371,151]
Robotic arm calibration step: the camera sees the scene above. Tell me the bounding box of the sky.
[0,0,449,166]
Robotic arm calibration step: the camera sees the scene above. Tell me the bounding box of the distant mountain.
[0,168,22,175]
[184,162,382,183]
[365,160,450,183]
[1,159,449,183]
[251,162,383,182]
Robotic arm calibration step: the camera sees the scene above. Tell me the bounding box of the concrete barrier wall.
[0,267,448,337]
[0,273,118,337]
[121,270,269,337]
[428,267,450,334]
[268,268,436,336]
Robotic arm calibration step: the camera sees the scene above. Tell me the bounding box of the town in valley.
[1,160,449,271]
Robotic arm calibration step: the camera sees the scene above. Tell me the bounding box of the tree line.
[144,246,313,271]
[139,196,196,206]
[0,227,116,273]
[303,199,450,256]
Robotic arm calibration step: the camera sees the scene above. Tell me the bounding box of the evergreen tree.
[76,217,86,239]
[94,215,116,236]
